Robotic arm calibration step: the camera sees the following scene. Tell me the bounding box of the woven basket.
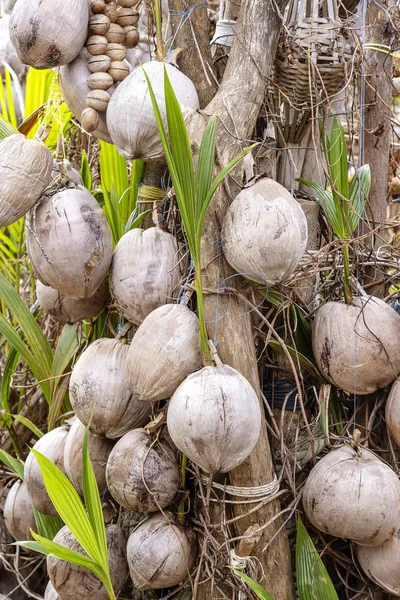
[273,0,351,111]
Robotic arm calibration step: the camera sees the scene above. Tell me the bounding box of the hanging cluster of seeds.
[83,0,139,132]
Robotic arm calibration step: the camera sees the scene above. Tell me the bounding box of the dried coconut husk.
[106,428,179,512]
[60,51,113,143]
[167,365,262,474]
[303,445,400,546]
[0,15,28,79]
[127,513,197,590]
[26,185,113,299]
[110,227,182,325]
[25,427,69,516]
[4,480,36,541]
[9,0,89,69]
[69,338,151,439]
[125,304,202,402]
[106,61,199,161]
[48,525,128,600]
[44,581,59,600]
[386,379,400,448]
[312,296,400,395]
[36,278,109,324]
[357,530,400,596]
[64,418,114,496]
[221,178,308,285]
[0,134,53,228]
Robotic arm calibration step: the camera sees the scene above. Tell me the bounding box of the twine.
[204,474,280,504]
[138,184,166,201]
[211,19,237,47]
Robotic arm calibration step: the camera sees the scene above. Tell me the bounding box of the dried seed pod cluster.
[83,0,139,132]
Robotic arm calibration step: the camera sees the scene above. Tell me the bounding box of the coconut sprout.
[36,279,109,324]
[47,525,128,600]
[303,445,400,546]
[109,227,182,325]
[0,134,53,228]
[167,365,262,473]
[69,338,151,438]
[26,185,113,299]
[25,427,69,516]
[106,428,179,511]
[127,513,197,590]
[4,480,36,541]
[125,303,202,402]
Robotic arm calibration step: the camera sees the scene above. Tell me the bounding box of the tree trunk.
[176,0,294,598]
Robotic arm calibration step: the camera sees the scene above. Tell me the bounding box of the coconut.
[127,513,197,590]
[60,51,113,143]
[44,581,59,600]
[70,338,151,439]
[303,445,400,546]
[357,530,400,595]
[4,480,36,541]
[9,0,89,69]
[221,178,308,285]
[386,379,400,448]
[48,525,128,600]
[125,304,202,402]
[64,418,114,496]
[312,296,400,395]
[110,227,182,325]
[106,61,199,161]
[25,427,69,516]
[26,185,113,299]
[36,279,109,324]
[167,365,261,474]
[51,159,83,187]
[0,134,53,228]
[0,15,28,80]
[106,429,179,512]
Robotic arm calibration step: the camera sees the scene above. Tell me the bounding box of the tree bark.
[182,1,295,598]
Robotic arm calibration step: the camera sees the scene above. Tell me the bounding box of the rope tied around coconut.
[203,474,280,504]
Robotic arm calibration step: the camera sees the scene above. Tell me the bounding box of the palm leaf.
[12,415,43,439]
[33,508,63,539]
[230,569,276,600]
[0,449,25,479]
[348,164,371,233]
[1,346,20,416]
[0,114,16,139]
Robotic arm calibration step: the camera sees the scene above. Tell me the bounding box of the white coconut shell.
[312,296,400,395]
[4,480,36,541]
[167,365,262,473]
[44,581,59,600]
[357,530,400,596]
[47,525,128,600]
[9,0,89,69]
[0,15,28,79]
[106,428,179,512]
[0,134,53,228]
[127,513,197,590]
[64,418,114,496]
[26,186,113,299]
[106,61,199,161]
[303,445,400,546]
[25,427,69,516]
[36,279,109,324]
[221,178,308,285]
[70,338,151,439]
[60,51,113,143]
[125,304,202,402]
[386,379,400,448]
[110,227,182,325]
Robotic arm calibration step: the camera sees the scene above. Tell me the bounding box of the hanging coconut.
[125,304,202,403]
[312,296,400,395]
[9,0,89,69]
[70,338,151,439]
[106,428,180,512]
[167,365,262,473]
[60,51,113,143]
[221,178,308,285]
[127,513,197,590]
[0,134,53,228]
[48,525,128,600]
[25,427,69,516]
[44,581,59,600]
[26,185,113,299]
[110,227,182,325]
[303,444,400,546]
[386,379,400,448]
[36,279,109,325]
[64,418,114,496]
[106,61,199,161]
[4,480,36,541]
[357,530,400,596]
